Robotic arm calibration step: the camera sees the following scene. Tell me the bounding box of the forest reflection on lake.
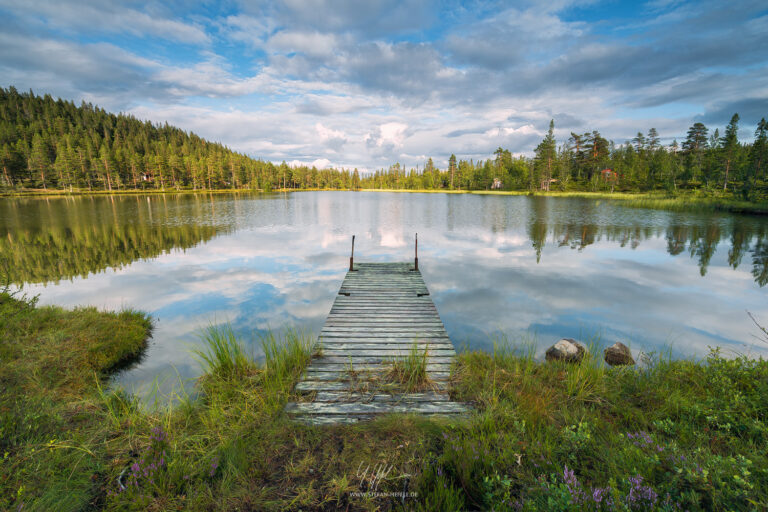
[2,192,766,398]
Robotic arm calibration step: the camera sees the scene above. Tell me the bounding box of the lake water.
[2,192,766,398]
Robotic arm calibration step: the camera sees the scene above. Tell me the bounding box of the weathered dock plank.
[295,380,449,393]
[286,401,468,415]
[287,261,467,424]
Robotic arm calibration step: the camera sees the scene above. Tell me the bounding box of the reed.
[194,323,252,379]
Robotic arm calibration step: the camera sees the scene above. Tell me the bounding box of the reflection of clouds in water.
[379,228,407,248]
[16,191,768,399]
[428,234,766,359]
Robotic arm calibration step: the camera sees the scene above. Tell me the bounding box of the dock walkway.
[287,262,468,424]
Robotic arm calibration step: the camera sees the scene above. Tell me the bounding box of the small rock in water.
[603,342,635,366]
[545,338,586,363]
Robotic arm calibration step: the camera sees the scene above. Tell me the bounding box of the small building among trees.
[540,178,557,191]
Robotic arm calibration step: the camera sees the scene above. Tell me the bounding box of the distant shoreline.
[4,187,768,215]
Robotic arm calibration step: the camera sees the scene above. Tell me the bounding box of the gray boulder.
[604,342,635,366]
[545,338,586,363]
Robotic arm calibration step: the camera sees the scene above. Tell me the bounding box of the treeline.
[1,87,766,199]
[0,87,361,192]
[362,118,768,200]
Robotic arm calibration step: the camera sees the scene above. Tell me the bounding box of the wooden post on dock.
[349,235,355,271]
[414,233,418,271]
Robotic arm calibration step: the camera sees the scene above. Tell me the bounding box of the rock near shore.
[545,338,586,363]
[603,342,635,366]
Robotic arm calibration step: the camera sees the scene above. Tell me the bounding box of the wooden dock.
[287,262,468,424]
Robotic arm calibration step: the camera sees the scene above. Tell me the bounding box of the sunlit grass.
[359,188,768,214]
[194,323,253,379]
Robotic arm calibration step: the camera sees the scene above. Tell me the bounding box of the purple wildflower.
[562,465,587,504]
[591,486,614,507]
[626,475,658,510]
[150,426,168,443]
[209,456,219,477]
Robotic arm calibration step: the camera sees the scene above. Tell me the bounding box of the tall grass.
[258,328,316,410]
[194,323,252,379]
[611,194,768,214]
[384,342,431,392]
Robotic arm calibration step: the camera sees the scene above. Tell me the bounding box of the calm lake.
[2,192,767,398]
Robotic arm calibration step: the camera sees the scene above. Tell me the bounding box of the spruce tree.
[721,114,740,191]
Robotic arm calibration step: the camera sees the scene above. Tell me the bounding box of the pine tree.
[448,154,456,190]
[99,142,114,191]
[721,114,740,191]
[683,122,708,183]
[54,142,68,188]
[29,133,50,189]
[633,132,646,152]
[647,128,660,151]
[0,143,22,187]
[749,118,767,190]
[535,120,556,191]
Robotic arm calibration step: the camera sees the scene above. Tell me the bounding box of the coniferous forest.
[1,87,766,200]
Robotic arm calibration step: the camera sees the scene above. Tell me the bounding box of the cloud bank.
[1,0,766,171]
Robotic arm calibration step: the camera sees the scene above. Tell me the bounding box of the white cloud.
[219,14,274,48]
[1,0,765,171]
[315,123,347,151]
[365,122,408,149]
[269,30,340,58]
[0,0,210,44]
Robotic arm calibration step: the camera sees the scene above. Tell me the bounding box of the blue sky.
[1,0,766,171]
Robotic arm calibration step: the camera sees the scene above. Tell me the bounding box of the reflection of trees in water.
[688,224,721,277]
[0,195,227,284]
[526,212,768,286]
[752,236,768,286]
[527,198,548,263]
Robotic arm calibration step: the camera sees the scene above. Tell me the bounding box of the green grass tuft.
[194,323,252,379]
[384,342,432,392]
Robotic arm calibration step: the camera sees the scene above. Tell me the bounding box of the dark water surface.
[2,192,766,397]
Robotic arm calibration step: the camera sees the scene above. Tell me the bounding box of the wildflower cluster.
[626,475,658,510]
[559,465,614,510]
[108,426,169,502]
[626,431,664,453]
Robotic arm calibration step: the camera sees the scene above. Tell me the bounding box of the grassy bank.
[2,294,767,511]
[358,189,768,215]
[0,288,151,510]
